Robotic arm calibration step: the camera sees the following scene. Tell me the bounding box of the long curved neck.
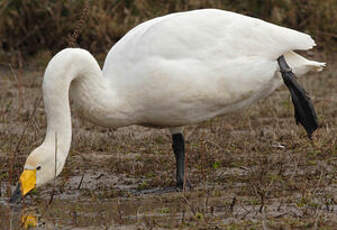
[40,48,115,168]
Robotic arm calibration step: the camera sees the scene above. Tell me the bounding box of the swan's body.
[11,9,325,199]
[73,9,322,128]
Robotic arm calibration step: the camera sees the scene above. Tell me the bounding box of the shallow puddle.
[0,189,192,229]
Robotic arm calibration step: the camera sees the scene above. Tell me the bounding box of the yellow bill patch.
[19,169,36,196]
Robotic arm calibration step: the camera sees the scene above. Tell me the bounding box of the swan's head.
[10,146,64,203]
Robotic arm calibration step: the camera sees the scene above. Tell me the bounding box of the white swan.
[10,9,325,201]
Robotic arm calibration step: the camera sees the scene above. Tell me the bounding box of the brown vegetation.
[0,0,336,63]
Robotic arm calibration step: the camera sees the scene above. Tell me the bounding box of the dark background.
[0,0,336,63]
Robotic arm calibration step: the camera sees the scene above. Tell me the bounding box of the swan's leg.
[170,127,190,190]
[134,128,190,195]
[277,55,318,138]
[172,133,185,189]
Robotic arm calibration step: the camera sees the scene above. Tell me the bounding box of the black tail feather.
[277,56,318,139]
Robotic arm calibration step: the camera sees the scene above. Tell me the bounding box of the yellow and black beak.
[10,169,36,203]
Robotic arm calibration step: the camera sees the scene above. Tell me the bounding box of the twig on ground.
[181,194,196,216]
[230,196,237,213]
[77,174,84,190]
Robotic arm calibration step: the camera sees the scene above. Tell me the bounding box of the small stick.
[183,148,188,193]
[8,63,23,110]
[13,97,42,154]
[48,132,58,205]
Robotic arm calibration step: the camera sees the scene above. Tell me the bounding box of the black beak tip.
[9,183,22,204]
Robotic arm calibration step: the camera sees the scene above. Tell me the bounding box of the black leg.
[277,55,318,138]
[133,132,189,195]
[172,133,185,189]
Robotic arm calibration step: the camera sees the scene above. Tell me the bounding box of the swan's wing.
[103,9,315,77]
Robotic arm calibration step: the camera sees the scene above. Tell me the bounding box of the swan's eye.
[36,166,41,171]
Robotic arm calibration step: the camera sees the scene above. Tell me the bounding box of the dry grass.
[0,55,337,228]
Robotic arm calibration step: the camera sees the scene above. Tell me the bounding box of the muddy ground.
[0,53,336,229]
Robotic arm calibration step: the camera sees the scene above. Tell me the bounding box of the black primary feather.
[277,56,318,139]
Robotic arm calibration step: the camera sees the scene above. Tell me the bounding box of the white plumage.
[18,9,325,191]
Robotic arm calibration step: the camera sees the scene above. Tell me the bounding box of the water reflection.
[0,189,187,229]
[21,214,38,229]
[0,199,39,229]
